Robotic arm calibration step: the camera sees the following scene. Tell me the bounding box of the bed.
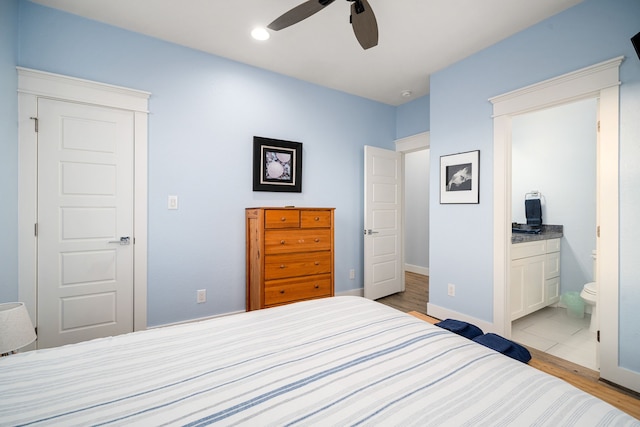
[1,296,637,426]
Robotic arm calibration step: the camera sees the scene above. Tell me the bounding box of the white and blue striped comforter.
[1,296,637,426]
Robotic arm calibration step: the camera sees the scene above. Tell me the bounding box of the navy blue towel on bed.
[473,333,532,363]
[434,319,483,340]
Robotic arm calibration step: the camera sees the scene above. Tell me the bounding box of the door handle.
[364,229,379,235]
[108,236,131,245]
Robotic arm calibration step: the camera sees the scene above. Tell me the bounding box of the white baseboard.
[426,303,496,333]
[405,264,429,276]
[148,310,245,330]
[337,288,364,297]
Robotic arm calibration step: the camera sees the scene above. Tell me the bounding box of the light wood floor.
[375,271,429,313]
[375,273,640,420]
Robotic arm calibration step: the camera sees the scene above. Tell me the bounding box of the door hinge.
[597,120,600,132]
[597,330,600,342]
[30,117,39,133]
[597,225,600,238]
[34,223,38,236]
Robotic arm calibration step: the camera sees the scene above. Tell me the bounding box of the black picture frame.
[253,136,303,193]
[440,150,480,204]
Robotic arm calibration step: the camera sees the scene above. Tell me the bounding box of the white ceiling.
[30,0,583,106]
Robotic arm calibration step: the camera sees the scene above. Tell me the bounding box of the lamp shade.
[0,302,37,354]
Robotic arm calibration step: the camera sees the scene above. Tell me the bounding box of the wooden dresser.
[246,207,335,310]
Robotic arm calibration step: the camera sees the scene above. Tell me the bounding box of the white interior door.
[364,145,403,300]
[36,98,135,349]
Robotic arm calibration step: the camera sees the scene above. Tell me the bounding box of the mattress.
[0,296,637,426]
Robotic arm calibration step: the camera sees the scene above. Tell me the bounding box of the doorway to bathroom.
[510,98,598,370]
[490,56,634,391]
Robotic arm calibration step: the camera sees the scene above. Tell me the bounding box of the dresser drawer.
[264,229,332,254]
[264,275,332,306]
[265,251,332,280]
[265,209,300,229]
[300,210,332,228]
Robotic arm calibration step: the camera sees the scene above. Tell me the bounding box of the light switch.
[168,195,178,210]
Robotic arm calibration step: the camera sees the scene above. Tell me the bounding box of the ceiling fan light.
[251,27,270,41]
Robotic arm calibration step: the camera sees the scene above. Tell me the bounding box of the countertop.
[511,224,563,244]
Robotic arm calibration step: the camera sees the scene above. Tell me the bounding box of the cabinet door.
[546,276,560,305]
[511,254,546,320]
[523,255,546,314]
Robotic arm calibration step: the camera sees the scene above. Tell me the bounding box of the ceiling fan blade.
[350,0,378,50]
[268,0,336,31]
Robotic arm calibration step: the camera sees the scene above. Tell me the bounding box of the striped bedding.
[0,296,637,426]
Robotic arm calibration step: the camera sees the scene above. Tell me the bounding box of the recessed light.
[251,27,270,41]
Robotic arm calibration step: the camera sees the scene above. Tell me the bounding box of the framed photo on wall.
[440,150,479,204]
[253,136,303,193]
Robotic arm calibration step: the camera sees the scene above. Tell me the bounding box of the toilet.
[580,281,598,333]
[580,249,598,333]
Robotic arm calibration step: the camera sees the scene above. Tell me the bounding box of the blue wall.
[5,0,398,326]
[429,0,640,372]
[0,0,19,303]
[396,95,429,139]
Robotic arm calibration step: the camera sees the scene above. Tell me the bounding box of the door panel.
[364,146,403,300]
[37,98,135,349]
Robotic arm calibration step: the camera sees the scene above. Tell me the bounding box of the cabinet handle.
[280,265,286,269]
[280,240,286,245]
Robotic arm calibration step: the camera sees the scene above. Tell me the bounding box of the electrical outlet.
[349,269,355,280]
[447,283,456,297]
[197,289,206,303]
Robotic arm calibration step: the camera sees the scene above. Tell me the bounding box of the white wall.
[404,149,430,274]
[512,98,597,293]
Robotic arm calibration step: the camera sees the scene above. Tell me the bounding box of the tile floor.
[512,306,598,371]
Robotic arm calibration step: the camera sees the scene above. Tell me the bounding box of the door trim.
[17,67,150,333]
[489,57,632,389]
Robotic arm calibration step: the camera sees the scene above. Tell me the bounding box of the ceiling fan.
[267,0,379,50]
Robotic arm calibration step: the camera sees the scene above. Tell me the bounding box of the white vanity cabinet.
[511,238,561,321]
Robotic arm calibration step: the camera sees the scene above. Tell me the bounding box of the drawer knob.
[281,217,286,221]
[314,261,320,266]
[280,265,286,269]
[280,240,286,245]
[280,290,285,294]
[314,238,320,243]
[314,284,319,289]
[314,216,320,221]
